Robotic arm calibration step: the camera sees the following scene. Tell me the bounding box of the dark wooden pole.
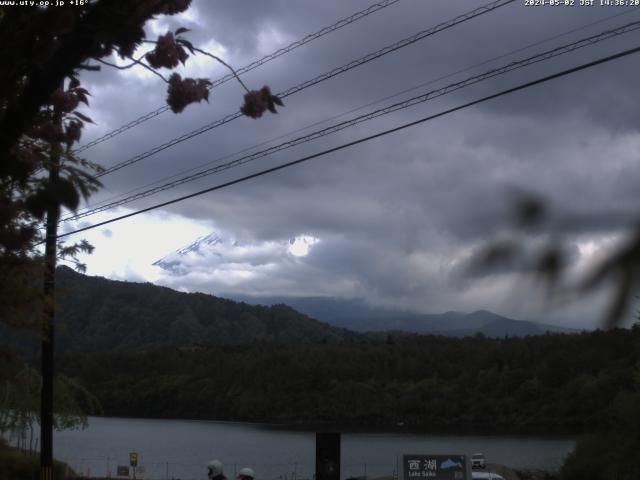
[41,113,61,480]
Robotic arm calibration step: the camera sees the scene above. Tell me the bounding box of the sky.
[61,0,640,329]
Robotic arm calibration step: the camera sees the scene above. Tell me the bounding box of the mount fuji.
[152,233,224,273]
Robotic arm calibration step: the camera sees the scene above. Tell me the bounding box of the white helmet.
[237,467,255,479]
[208,459,224,479]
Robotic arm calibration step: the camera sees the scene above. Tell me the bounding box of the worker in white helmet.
[237,467,255,480]
[208,460,226,480]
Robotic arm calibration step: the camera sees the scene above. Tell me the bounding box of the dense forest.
[559,386,640,479]
[55,327,640,433]
[1,267,359,356]
[3,268,639,478]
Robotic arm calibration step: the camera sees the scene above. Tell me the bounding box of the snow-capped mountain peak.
[152,233,223,270]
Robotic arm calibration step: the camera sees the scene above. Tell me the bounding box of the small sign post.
[130,452,138,480]
[402,454,470,480]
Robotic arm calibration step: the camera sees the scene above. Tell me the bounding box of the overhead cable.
[70,7,640,217]
[56,44,640,240]
[73,0,403,153]
[61,20,640,223]
[92,0,516,178]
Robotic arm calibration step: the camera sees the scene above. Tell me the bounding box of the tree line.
[50,326,640,433]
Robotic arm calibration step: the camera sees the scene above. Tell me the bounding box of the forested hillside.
[58,327,640,433]
[48,267,358,352]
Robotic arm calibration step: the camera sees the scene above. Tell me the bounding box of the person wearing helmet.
[208,460,226,480]
[237,467,255,480]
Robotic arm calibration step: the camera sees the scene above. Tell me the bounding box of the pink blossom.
[240,86,284,119]
[146,32,189,69]
[166,73,211,113]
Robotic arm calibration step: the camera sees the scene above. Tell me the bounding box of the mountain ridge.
[228,294,578,337]
[48,266,359,353]
[5,268,579,355]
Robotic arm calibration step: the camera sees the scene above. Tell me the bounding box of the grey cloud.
[69,0,640,329]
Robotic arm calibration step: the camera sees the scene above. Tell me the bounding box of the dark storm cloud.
[72,0,640,327]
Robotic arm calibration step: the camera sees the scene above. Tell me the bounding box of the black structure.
[315,432,341,480]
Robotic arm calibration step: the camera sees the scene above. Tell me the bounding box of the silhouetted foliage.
[0,0,281,259]
[0,350,102,444]
[473,191,640,328]
[560,391,640,479]
[0,2,284,450]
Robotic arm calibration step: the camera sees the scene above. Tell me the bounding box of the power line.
[73,0,402,154]
[68,7,639,219]
[93,0,516,178]
[65,19,640,221]
[56,44,640,240]
[61,20,640,223]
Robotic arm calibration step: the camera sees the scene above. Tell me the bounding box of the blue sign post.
[402,455,470,480]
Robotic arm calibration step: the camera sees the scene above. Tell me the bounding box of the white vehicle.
[471,472,504,480]
[471,453,486,469]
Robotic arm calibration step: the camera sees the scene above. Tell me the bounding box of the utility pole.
[40,105,62,480]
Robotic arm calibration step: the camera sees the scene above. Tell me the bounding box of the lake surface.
[42,417,574,480]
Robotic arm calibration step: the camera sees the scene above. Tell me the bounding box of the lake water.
[42,417,574,480]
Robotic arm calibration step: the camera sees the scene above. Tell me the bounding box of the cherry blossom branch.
[142,39,250,93]
[77,64,101,71]
[94,51,153,70]
[191,46,250,93]
[95,56,168,83]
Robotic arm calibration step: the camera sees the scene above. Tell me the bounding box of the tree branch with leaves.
[0,2,285,465]
[0,0,283,260]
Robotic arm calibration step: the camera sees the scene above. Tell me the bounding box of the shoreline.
[79,414,580,438]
